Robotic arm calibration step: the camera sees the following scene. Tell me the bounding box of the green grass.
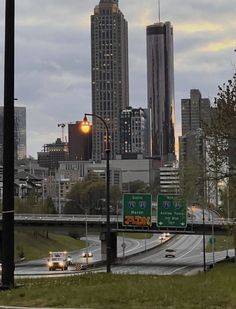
[0,264,236,308]
[206,235,234,252]
[15,230,86,260]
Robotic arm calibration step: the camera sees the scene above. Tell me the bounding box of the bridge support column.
[100,231,117,262]
[0,230,2,262]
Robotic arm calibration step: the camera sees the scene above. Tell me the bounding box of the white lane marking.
[167,266,188,275]
[175,236,202,260]
[125,239,142,253]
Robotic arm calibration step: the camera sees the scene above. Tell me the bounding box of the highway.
[14,234,163,276]
[13,232,234,277]
[110,208,234,275]
[113,234,234,275]
[3,207,234,277]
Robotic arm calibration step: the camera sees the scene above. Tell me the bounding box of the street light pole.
[1,0,15,289]
[58,170,61,215]
[202,205,207,272]
[81,113,111,273]
[226,182,230,259]
[85,209,88,266]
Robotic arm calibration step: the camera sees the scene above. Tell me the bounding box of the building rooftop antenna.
[158,0,161,22]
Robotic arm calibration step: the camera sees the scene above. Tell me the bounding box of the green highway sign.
[157,194,187,228]
[123,193,152,227]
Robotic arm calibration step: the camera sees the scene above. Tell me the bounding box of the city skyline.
[0,0,235,158]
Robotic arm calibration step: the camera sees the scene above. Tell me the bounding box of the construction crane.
[57,122,75,142]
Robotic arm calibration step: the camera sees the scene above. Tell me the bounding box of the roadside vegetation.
[14,230,86,260]
[206,234,234,252]
[0,264,236,308]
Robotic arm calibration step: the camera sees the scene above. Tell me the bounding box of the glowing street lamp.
[81,117,91,134]
[81,113,111,273]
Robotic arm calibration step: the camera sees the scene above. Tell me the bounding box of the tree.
[206,73,236,180]
[127,180,148,193]
[179,159,205,206]
[64,177,106,214]
[205,73,236,216]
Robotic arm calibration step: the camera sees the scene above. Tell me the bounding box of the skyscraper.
[146,21,175,163]
[0,106,26,163]
[91,0,129,161]
[179,89,210,204]
[181,89,211,135]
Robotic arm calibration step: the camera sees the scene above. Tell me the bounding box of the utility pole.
[1,0,15,289]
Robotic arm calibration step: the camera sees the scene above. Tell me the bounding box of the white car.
[48,257,68,271]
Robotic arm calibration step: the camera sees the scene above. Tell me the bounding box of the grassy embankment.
[0,264,236,308]
[206,235,234,252]
[14,230,86,260]
[15,230,152,260]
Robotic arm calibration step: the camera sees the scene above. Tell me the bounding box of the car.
[48,257,69,271]
[82,251,93,258]
[165,249,176,258]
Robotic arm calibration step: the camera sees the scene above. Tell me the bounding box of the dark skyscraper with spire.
[91,0,129,161]
[146,19,175,163]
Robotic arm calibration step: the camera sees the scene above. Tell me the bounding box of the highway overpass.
[0,214,233,235]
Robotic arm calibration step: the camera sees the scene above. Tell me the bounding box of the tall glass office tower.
[91,0,129,161]
[146,21,175,163]
[0,106,26,163]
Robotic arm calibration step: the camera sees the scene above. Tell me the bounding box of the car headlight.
[48,262,53,267]
[59,262,64,267]
[88,252,92,257]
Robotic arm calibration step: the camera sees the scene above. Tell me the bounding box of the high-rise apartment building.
[91,0,129,161]
[146,21,175,163]
[0,106,26,163]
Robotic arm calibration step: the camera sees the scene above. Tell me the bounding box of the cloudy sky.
[0,0,235,158]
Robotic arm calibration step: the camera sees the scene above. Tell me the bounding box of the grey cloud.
[0,0,236,156]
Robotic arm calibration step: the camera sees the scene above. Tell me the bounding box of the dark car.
[165,249,176,258]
